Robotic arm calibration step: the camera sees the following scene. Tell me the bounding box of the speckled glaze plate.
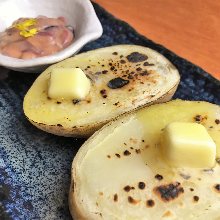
[0,3,220,220]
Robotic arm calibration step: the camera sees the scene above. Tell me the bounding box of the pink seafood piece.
[1,40,31,58]
[0,16,74,59]
[27,32,60,56]
[0,28,23,48]
[21,50,40,59]
[36,16,67,31]
[46,26,74,48]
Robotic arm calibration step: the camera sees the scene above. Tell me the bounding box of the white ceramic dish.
[0,0,103,72]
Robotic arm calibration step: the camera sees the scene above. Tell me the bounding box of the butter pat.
[162,122,216,168]
[48,68,91,100]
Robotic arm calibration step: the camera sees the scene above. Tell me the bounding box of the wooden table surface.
[95,0,220,80]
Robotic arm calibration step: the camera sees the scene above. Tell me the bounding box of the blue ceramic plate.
[0,3,220,219]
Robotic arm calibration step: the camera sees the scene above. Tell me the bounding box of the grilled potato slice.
[23,45,180,137]
[70,100,220,220]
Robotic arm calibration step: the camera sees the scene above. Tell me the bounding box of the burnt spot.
[190,188,194,191]
[193,196,199,202]
[123,150,131,156]
[109,63,113,66]
[124,185,131,192]
[114,101,120,106]
[135,149,141,154]
[57,124,62,127]
[107,155,111,159]
[128,196,139,204]
[87,100,91,104]
[100,89,107,98]
[138,182,145,190]
[126,52,148,63]
[142,140,145,142]
[215,119,220,124]
[154,182,184,202]
[136,67,142,71]
[120,60,126,64]
[216,158,220,164]
[102,70,108,74]
[155,174,163,181]
[107,77,129,89]
[143,61,154,66]
[214,184,220,192]
[87,66,90,69]
[113,194,118,202]
[194,115,202,122]
[127,74,134,79]
[72,99,80,104]
[194,115,207,123]
[102,64,105,67]
[47,97,51,100]
[56,101,61,104]
[110,66,115,71]
[146,199,155,207]
[112,52,118,55]
[140,71,149,76]
[115,153,121,158]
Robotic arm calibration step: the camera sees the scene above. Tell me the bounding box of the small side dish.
[0,16,74,59]
[0,0,103,72]
[23,45,180,137]
[69,100,220,220]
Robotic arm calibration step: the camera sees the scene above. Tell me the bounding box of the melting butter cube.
[162,122,216,168]
[48,68,91,100]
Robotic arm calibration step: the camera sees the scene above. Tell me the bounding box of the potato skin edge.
[25,82,179,138]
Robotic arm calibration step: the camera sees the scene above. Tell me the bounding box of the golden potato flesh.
[23,45,180,137]
[70,100,220,220]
